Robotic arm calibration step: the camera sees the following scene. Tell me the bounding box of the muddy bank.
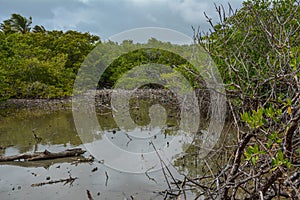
[0,89,214,122]
[0,98,72,110]
[1,89,211,108]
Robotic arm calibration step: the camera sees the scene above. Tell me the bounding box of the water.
[0,99,235,199]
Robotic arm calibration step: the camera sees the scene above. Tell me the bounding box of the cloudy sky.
[0,0,242,40]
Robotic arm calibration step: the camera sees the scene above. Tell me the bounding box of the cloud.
[44,6,93,30]
[146,14,158,23]
[0,0,242,39]
[127,0,169,4]
[168,0,209,24]
[77,0,90,3]
[124,0,209,24]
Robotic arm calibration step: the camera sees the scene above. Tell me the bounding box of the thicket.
[177,0,300,199]
[0,14,100,100]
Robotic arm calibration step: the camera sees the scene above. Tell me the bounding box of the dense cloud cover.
[0,0,242,39]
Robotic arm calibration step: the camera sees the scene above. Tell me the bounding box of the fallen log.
[0,148,86,162]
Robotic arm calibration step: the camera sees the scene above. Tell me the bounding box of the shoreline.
[0,89,199,108]
[0,89,213,118]
[0,97,72,110]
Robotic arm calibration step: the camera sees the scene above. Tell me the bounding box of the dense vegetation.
[0,14,100,100]
[0,14,198,100]
[185,0,300,199]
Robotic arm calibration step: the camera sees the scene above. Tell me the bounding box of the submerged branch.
[31,175,78,187]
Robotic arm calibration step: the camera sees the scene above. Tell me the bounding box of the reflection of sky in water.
[2,143,77,157]
[86,125,193,173]
[104,126,173,153]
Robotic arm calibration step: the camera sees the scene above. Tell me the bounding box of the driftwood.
[0,148,86,162]
[0,157,85,168]
[31,175,77,187]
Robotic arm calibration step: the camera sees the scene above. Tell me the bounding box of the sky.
[0,0,243,40]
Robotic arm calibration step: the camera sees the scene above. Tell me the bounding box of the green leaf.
[286,98,292,106]
[253,143,259,153]
[266,140,272,149]
[251,156,258,165]
[277,150,284,161]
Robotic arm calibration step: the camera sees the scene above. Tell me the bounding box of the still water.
[0,98,234,200]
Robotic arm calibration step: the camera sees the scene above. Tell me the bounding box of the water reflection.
[0,109,81,156]
[0,98,234,199]
[72,90,198,173]
[0,104,189,199]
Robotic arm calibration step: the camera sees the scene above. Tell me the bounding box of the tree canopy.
[0,15,202,100]
[0,14,100,100]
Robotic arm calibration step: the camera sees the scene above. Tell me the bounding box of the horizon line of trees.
[0,13,204,101]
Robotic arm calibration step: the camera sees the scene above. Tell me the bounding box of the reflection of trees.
[173,124,237,191]
[0,108,82,154]
[96,89,181,133]
[129,89,180,129]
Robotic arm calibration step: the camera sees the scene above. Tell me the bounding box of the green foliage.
[244,143,266,165]
[0,14,32,34]
[0,14,202,101]
[0,14,207,100]
[0,14,100,100]
[241,108,266,128]
[271,150,292,171]
[98,45,191,89]
[199,0,300,112]
[266,132,282,149]
[241,102,288,129]
[0,67,10,101]
[177,0,300,198]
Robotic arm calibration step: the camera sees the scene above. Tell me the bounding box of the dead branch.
[0,148,86,162]
[31,175,77,187]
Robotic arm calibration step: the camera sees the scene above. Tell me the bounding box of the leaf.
[266,140,272,149]
[253,143,259,153]
[287,107,292,115]
[251,156,258,165]
[286,98,292,106]
[277,150,284,161]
